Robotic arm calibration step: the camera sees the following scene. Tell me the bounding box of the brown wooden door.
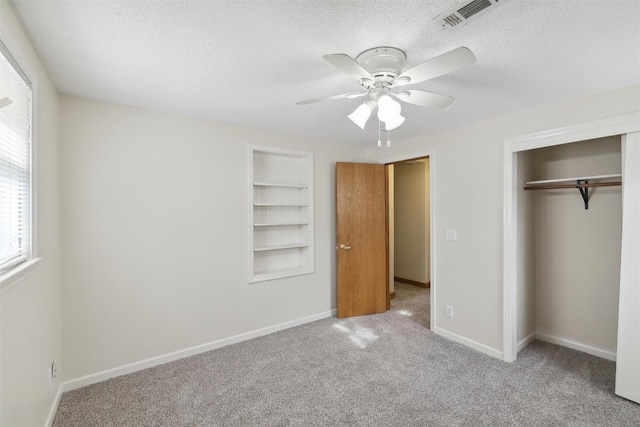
[336,162,389,318]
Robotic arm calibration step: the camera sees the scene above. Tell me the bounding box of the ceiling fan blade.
[296,92,367,105]
[323,54,375,83]
[391,90,455,109]
[395,47,476,85]
[0,97,12,109]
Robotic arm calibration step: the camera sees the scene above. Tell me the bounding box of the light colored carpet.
[392,282,430,329]
[53,284,639,426]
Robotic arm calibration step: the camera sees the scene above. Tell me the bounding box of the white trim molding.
[507,112,640,152]
[61,309,337,392]
[517,331,616,361]
[45,384,64,427]
[502,145,518,362]
[0,257,41,294]
[615,132,640,403]
[433,326,503,360]
[536,332,616,362]
[516,332,536,353]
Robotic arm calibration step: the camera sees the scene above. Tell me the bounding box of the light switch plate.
[445,229,457,241]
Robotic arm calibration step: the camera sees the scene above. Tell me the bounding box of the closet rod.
[523,181,621,190]
[524,179,621,210]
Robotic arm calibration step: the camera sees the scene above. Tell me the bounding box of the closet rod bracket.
[577,180,589,209]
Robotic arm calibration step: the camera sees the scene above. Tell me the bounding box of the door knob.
[339,244,352,250]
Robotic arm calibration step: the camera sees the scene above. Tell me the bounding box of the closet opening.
[516,137,622,361]
[503,112,640,403]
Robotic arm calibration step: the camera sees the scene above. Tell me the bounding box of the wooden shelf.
[254,243,309,252]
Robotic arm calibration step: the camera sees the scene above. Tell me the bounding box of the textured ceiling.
[8,0,640,146]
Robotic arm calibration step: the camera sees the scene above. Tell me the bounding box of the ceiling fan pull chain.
[387,130,391,148]
[377,119,382,147]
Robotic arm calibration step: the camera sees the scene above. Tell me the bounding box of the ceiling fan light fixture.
[297,45,477,139]
[360,78,374,88]
[394,76,411,86]
[385,114,405,131]
[0,98,12,109]
[348,102,373,129]
[377,95,401,123]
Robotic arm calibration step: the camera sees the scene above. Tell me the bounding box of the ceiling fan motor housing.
[356,47,406,89]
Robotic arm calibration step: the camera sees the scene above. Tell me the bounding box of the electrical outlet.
[48,360,57,388]
[445,229,457,241]
[446,305,454,317]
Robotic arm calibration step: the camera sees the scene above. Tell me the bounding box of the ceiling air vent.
[433,0,507,29]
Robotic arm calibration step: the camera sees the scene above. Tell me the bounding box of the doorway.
[388,157,431,329]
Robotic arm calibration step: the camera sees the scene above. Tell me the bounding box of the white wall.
[394,161,430,284]
[0,3,63,426]
[533,137,622,355]
[60,95,365,380]
[367,84,640,356]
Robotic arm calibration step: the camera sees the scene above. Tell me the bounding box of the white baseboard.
[535,331,617,361]
[62,309,337,393]
[45,383,63,427]
[433,327,503,360]
[517,332,536,353]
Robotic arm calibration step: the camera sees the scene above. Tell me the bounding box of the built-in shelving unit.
[250,145,314,283]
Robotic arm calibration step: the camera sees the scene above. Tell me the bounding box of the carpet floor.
[53,283,639,426]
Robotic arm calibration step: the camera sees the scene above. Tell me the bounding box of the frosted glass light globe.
[377,95,401,122]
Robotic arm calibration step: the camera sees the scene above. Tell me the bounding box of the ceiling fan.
[296,46,476,131]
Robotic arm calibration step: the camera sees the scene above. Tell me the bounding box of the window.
[0,40,32,275]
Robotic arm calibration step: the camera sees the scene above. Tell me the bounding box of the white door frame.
[503,112,640,400]
[379,150,436,332]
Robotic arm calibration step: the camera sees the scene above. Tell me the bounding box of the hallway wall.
[394,160,430,284]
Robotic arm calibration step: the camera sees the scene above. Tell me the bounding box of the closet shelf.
[524,173,621,186]
[253,203,308,207]
[524,173,622,210]
[253,182,308,189]
[254,243,309,252]
[253,221,309,227]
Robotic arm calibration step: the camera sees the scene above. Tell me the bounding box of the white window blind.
[0,41,32,273]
